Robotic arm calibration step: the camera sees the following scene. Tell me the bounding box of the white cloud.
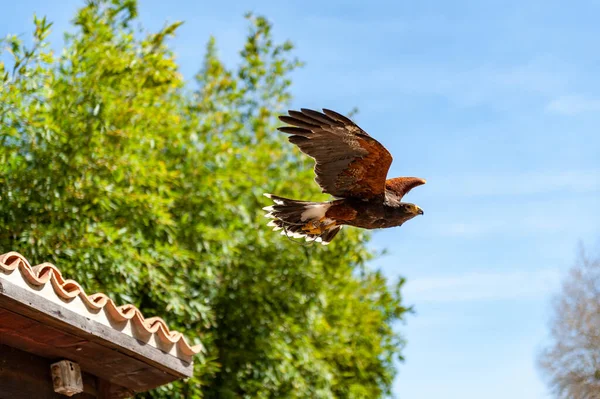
[546,95,600,115]
[416,169,600,238]
[426,194,599,239]
[432,221,508,237]
[314,57,571,110]
[431,218,593,238]
[426,169,600,198]
[404,269,561,302]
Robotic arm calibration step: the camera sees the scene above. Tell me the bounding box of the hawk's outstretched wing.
[385,177,427,201]
[278,108,393,199]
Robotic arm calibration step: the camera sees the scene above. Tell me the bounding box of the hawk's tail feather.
[263,194,342,245]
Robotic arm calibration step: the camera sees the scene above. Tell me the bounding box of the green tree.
[0,1,409,397]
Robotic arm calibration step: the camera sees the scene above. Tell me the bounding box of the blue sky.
[4,1,600,398]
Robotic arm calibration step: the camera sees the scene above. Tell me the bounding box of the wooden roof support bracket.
[51,360,84,396]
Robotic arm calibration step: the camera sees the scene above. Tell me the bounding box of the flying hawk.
[264,108,426,245]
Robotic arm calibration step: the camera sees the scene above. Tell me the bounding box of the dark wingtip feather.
[288,110,323,126]
[288,135,310,145]
[322,108,355,125]
[300,108,339,125]
[278,126,311,135]
[279,115,319,129]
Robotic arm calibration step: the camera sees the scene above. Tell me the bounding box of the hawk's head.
[401,203,424,216]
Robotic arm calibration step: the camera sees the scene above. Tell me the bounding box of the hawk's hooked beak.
[417,207,424,215]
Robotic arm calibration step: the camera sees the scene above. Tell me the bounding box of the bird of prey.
[263,108,426,245]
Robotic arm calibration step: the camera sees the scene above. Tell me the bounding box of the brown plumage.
[264,108,426,245]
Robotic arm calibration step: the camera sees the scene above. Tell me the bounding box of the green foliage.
[0,1,409,397]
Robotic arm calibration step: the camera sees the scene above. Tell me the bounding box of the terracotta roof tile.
[0,251,203,360]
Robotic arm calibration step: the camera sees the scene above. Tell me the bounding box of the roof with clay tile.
[0,251,203,363]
